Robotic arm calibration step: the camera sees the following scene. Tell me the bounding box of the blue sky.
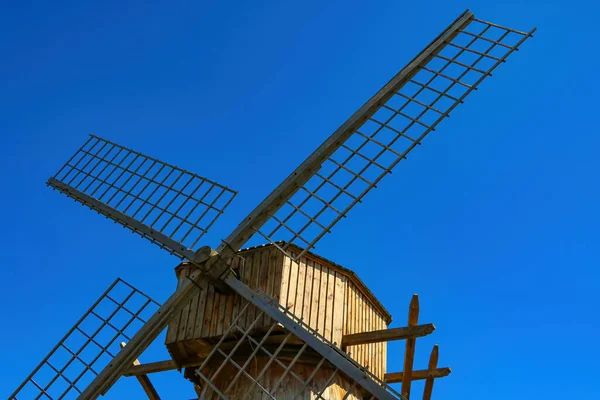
[1,0,598,398]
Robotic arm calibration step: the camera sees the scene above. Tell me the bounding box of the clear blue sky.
[1,0,598,399]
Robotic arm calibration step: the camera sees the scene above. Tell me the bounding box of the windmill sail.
[219,10,535,262]
[48,135,237,260]
[9,279,161,400]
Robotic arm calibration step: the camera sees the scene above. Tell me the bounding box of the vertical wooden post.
[422,345,438,400]
[401,294,419,398]
[120,343,161,400]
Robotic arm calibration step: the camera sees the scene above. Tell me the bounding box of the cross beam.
[342,323,435,347]
[119,343,160,400]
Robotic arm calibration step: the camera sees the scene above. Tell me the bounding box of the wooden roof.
[238,242,392,324]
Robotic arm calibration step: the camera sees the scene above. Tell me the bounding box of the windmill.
[8,9,535,400]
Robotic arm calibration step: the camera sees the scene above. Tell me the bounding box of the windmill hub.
[192,245,215,264]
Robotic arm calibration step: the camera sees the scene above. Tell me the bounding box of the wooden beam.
[120,343,161,400]
[123,360,178,377]
[341,323,435,347]
[401,294,419,398]
[384,367,451,383]
[423,345,439,400]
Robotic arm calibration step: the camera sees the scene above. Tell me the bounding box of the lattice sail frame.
[9,279,161,400]
[239,14,536,261]
[48,135,237,259]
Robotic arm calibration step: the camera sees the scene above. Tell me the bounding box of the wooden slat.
[176,267,192,341]
[278,251,291,308]
[318,264,329,337]
[384,367,451,383]
[265,248,277,326]
[309,260,321,330]
[303,258,314,324]
[401,294,419,398]
[324,267,335,342]
[332,273,345,347]
[201,282,215,337]
[296,255,307,320]
[184,279,200,340]
[423,345,439,400]
[165,267,186,345]
[243,251,256,329]
[286,255,299,313]
[342,323,435,346]
[192,276,209,338]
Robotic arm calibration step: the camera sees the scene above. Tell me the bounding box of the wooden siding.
[197,361,362,400]
[166,245,388,381]
[281,251,346,346]
[344,282,388,380]
[166,247,284,347]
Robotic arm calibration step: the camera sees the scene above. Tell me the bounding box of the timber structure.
[155,243,450,398]
[8,9,535,400]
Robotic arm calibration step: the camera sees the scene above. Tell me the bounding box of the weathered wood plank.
[341,323,435,346]
[324,267,335,342]
[384,367,451,383]
[193,275,209,338]
[303,258,314,326]
[318,264,329,337]
[201,282,215,337]
[296,255,307,320]
[332,273,345,347]
[279,252,291,310]
[184,282,200,340]
[286,255,299,314]
[310,261,322,332]
[176,267,192,342]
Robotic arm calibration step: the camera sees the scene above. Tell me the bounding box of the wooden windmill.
[8,9,535,400]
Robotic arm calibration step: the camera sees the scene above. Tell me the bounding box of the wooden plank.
[296,255,307,320]
[401,294,420,399]
[423,345,439,400]
[384,367,451,383]
[201,282,215,337]
[279,252,291,310]
[267,248,278,325]
[176,267,192,341]
[286,255,299,313]
[364,299,373,372]
[217,290,227,336]
[265,248,277,326]
[332,273,345,347]
[341,323,436,346]
[184,281,200,340]
[303,258,314,326]
[123,359,177,376]
[192,276,209,338]
[309,261,322,331]
[165,267,185,345]
[242,251,255,329]
[324,266,335,342]
[318,264,329,337]
[120,343,160,400]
